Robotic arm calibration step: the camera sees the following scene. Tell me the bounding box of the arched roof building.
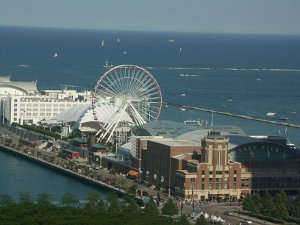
[0,76,38,96]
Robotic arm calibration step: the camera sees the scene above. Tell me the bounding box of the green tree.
[0,194,15,206]
[144,196,159,216]
[242,195,256,212]
[178,214,190,225]
[36,192,53,205]
[126,184,138,195]
[195,214,208,225]
[252,192,263,213]
[293,194,300,218]
[124,196,141,214]
[261,191,276,217]
[273,191,290,219]
[19,192,32,204]
[106,192,121,214]
[97,199,107,212]
[161,198,178,216]
[61,192,79,207]
[85,191,100,208]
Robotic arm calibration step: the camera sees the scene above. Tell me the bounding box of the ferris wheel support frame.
[93,65,162,143]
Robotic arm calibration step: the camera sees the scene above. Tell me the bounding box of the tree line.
[242,191,300,224]
[0,191,209,225]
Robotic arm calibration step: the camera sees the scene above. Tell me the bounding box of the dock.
[165,102,300,129]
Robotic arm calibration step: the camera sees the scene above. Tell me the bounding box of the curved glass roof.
[227,135,297,162]
[134,120,245,139]
[134,120,199,138]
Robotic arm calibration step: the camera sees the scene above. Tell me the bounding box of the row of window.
[202,170,237,175]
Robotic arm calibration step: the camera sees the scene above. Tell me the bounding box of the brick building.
[175,132,300,201]
[141,139,201,194]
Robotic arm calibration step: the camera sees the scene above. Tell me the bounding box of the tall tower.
[201,131,229,166]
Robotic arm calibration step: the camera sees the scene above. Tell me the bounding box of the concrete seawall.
[0,144,126,195]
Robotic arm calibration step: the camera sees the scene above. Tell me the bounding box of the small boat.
[103,61,113,69]
[180,108,186,111]
[179,48,182,53]
[117,38,120,43]
[168,39,175,43]
[123,51,127,54]
[227,99,233,102]
[291,109,297,114]
[53,52,58,58]
[101,40,105,47]
[266,112,276,116]
[179,93,186,97]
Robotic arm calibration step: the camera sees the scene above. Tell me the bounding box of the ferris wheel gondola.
[92,65,162,143]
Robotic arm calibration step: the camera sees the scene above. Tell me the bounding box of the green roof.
[92,144,108,149]
[72,137,88,144]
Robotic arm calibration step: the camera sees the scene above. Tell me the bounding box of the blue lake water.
[0,27,299,199]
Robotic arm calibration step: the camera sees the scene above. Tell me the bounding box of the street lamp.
[154,174,157,187]
[191,180,195,217]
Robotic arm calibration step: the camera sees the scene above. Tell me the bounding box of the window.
[224,183,228,189]
[234,170,237,174]
[217,183,222,190]
[202,170,205,175]
[216,178,222,182]
[14,99,17,102]
[209,184,212,190]
[201,184,205,190]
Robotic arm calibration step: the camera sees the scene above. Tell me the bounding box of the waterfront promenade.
[0,127,158,201]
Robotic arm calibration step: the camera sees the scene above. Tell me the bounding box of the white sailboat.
[117,38,120,43]
[179,47,182,53]
[101,40,105,47]
[53,52,58,58]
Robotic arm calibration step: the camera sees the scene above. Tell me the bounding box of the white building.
[0,76,92,125]
[4,95,90,125]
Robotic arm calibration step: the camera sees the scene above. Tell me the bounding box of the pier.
[165,102,300,129]
[0,144,126,195]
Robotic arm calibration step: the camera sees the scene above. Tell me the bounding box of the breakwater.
[165,102,300,129]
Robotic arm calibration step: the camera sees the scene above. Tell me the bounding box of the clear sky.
[0,0,300,35]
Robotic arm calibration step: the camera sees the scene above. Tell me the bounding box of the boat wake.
[17,64,30,68]
[179,74,202,77]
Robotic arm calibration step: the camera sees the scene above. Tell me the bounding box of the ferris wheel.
[93,65,162,143]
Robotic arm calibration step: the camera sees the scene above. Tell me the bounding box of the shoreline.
[0,144,127,195]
